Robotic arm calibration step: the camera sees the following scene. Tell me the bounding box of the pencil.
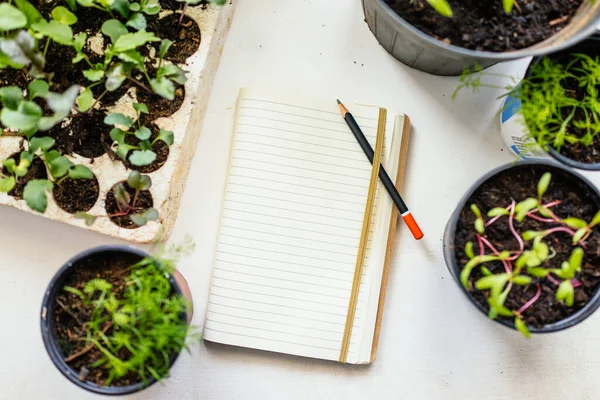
[337,100,423,240]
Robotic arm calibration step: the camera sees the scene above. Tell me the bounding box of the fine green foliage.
[425,0,514,17]
[462,173,598,337]
[62,248,198,386]
[105,103,174,167]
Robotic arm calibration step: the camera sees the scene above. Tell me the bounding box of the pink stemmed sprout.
[517,283,542,315]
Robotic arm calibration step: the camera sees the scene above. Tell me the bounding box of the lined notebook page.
[203,88,395,363]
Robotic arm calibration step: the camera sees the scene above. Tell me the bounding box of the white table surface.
[2,1,600,399]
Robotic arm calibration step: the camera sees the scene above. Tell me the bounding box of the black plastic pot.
[40,246,190,395]
[362,0,600,76]
[443,160,600,333]
[524,33,600,170]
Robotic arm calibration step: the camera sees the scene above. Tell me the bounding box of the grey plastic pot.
[362,0,600,75]
[40,246,192,396]
[443,160,600,333]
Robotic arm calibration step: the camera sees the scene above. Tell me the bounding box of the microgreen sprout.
[461,173,598,337]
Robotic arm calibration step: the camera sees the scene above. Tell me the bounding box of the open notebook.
[203,88,411,364]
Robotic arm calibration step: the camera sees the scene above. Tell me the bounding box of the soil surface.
[53,175,100,213]
[58,110,112,159]
[122,123,170,173]
[454,165,600,328]
[53,251,145,387]
[148,14,202,64]
[105,182,154,229]
[0,67,30,88]
[2,151,48,199]
[384,0,584,52]
[136,84,185,120]
[160,0,212,11]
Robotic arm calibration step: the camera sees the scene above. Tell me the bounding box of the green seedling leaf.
[134,126,151,140]
[470,204,481,218]
[573,228,587,244]
[537,205,553,218]
[425,0,453,16]
[0,3,27,31]
[23,179,53,212]
[141,0,160,14]
[522,230,545,241]
[0,86,24,110]
[102,19,128,43]
[537,172,551,199]
[569,247,584,273]
[556,280,574,306]
[474,218,484,234]
[110,0,131,18]
[0,177,15,193]
[29,136,56,153]
[14,0,43,27]
[589,210,600,228]
[475,273,510,297]
[528,267,549,278]
[77,88,94,112]
[75,211,97,226]
[129,150,156,166]
[533,241,549,261]
[149,77,175,100]
[0,30,45,73]
[155,128,173,145]
[133,102,148,114]
[28,80,49,100]
[83,69,105,82]
[73,32,87,53]
[563,218,587,230]
[104,113,133,128]
[116,143,136,160]
[488,295,513,317]
[110,127,126,143]
[515,198,538,222]
[63,286,84,298]
[487,207,509,217]
[32,20,73,45]
[512,275,532,285]
[1,100,42,130]
[126,13,146,30]
[112,182,131,211]
[49,155,73,178]
[157,63,187,85]
[158,39,173,59]
[514,316,530,338]
[51,6,78,25]
[130,207,158,226]
[46,85,79,115]
[129,2,141,11]
[460,255,499,288]
[84,278,112,294]
[113,30,159,52]
[105,63,127,92]
[116,50,144,67]
[480,265,492,276]
[465,241,474,259]
[68,165,93,180]
[127,170,151,191]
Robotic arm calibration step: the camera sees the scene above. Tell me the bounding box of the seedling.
[177,0,226,31]
[61,241,198,385]
[105,102,174,167]
[461,172,598,337]
[426,0,515,18]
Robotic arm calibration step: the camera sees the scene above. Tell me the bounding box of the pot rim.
[40,245,186,396]
[373,0,600,60]
[443,159,600,333]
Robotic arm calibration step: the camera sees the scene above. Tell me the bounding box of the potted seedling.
[443,160,600,336]
[41,242,196,394]
[362,0,600,75]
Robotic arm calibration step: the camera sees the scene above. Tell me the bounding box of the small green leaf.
[474,218,484,234]
[480,265,492,276]
[155,128,174,145]
[113,30,159,52]
[116,143,136,160]
[51,6,78,25]
[528,267,549,278]
[129,150,156,166]
[569,247,584,273]
[512,275,532,285]
[470,204,481,218]
[73,32,87,53]
[28,80,49,99]
[522,230,545,241]
[110,0,130,18]
[14,0,43,27]
[515,198,538,222]
[110,127,126,143]
[130,207,158,226]
[112,182,131,210]
[29,136,55,153]
[537,172,551,200]
[0,176,16,192]
[129,2,141,11]
[23,179,53,212]
[487,296,513,317]
[158,39,173,59]
[157,63,187,85]
[105,63,127,92]
[49,155,73,178]
[514,316,530,338]
[426,0,453,17]
[149,77,175,100]
[537,205,553,218]
[141,0,160,14]
[134,126,151,140]
[75,211,97,226]
[68,165,93,180]
[116,49,144,67]
[0,86,24,109]
[556,280,574,306]
[133,102,148,114]
[31,20,73,45]
[563,218,588,230]
[127,170,151,191]
[533,241,549,261]
[465,241,474,259]
[77,88,94,112]
[102,19,128,43]
[1,100,42,131]
[126,13,146,30]
[573,228,587,244]
[82,69,105,82]
[104,113,133,128]
[487,207,509,217]
[45,85,79,115]
[0,3,27,31]
[589,210,600,228]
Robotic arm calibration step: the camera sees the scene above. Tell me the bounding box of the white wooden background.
[1,0,599,399]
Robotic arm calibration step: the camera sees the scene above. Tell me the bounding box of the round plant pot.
[40,246,193,395]
[443,160,600,333]
[499,34,600,169]
[362,0,600,76]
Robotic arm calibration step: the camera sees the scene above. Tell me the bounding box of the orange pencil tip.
[402,212,424,240]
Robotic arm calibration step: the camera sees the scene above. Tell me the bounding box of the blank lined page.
[203,88,393,363]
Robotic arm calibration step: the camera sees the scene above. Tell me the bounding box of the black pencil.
[337,100,423,240]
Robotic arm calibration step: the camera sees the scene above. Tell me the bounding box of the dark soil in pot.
[147,13,201,64]
[384,0,584,51]
[53,175,100,213]
[0,67,30,88]
[135,84,185,120]
[2,151,47,199]
[53,251,150,386]
[105,182,154,229]
[54,109,112,159]
[454,165,600,328]
[122,123,170,173]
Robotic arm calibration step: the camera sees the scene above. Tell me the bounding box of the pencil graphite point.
[337,100,349,117]
[336,99,341,104]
